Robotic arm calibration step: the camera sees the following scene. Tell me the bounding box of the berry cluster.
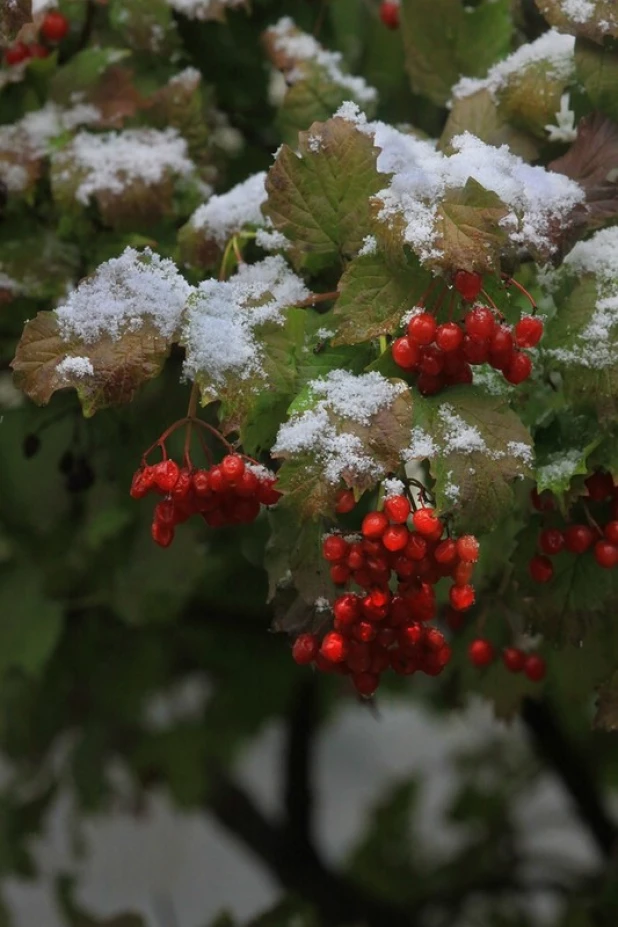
[529,470,618,583]
[4,11,69,66]
[292,493,481,696]
[130,455,281,548]
[467,638,547,682]
[392,270,543,396]
[379,1,400,29]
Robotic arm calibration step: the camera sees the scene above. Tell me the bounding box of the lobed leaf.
[433,178,509,275]
[536,0,618,44]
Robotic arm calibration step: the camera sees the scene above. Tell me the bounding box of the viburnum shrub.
[5,0,618,733]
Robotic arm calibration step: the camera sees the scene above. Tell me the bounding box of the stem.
[295,290,339,309]
[582,501,604,537]
[183,383,199,469]
[417,277,441,309]
[232,237,244,267]
[142,416,234,465]
[379,335,388,354]
[480,288,505,322]
[502,274,537,311]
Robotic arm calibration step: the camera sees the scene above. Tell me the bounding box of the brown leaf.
[550,112,618,229]
[11,312,170,417]
[90,66,145,127]
[0,0,31,46]
[433,177,509,274]
[535,0,618,43]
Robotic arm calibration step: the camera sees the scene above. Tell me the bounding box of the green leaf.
[575,38,618,121]
[108,0,180,54]
[496,60,572,140]
[265,508,336,606]
[49,48,133,107]
[535,442,601,497]
[333,250,432,344]
[263,117,385,274]
[400,0,512,106]
[410,386,534,534]
[0,564,63,678]
[537,0,618,43]
[276,68,368,146]
[440,88,539,161]
[0,230,79,301]
[433,178,509,275]
[11,312,172,418]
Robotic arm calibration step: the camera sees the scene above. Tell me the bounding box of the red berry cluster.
[4,11,69,66]
[467,638,547,682]
[292,494,480,696]
[529,470,618,583]
[130,455,281,548]
[392,270,543,396]
[379,1,400,29]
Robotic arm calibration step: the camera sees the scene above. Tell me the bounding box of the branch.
[521,697,617,859]
[209,766,414,927]
[283,676,318,850]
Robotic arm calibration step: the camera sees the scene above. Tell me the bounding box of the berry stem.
[502,274,537,311]
[417,277,441,308]
[378,335,388,354]
[142,416,235,465]
[294,290,339,308]
[582,502,604,537]
[480,288,505,322]
[183,382,200,469]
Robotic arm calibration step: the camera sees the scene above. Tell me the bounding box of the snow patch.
[189,172,267,246]
[56,356,95,379]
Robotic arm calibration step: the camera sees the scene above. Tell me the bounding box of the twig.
[283,677,319,849]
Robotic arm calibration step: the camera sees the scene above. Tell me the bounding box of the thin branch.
[283,676,318,849]
[521,697,617,860]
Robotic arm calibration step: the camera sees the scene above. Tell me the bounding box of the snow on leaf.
[273,371,412,518]
[333,250,432,345]
[167,0,248,21]
[400,0,512,106]
[264,117,385,273]
[11,312,172,417]
[108,0,180,55]
[550,112,618,229]
[536,0,618,43]
[434,178,509,275]
[535,444,599,496]
[440,88,540,162]
[407,387,533,534]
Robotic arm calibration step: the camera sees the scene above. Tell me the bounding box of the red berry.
[384,494,410,524]
[4,42,30,65]
[529,554,553,583]
[435,322,464,353]
[524,654,547,682]
[454,270,483,302]
[452,560,474,586]
[604,521,618,544]
[539,528,565,556]
[462,335,489,365]
[407,312,437,346]
[594,540,618,569]
[236,468,259,497]
[154,499,176,526]
[353,672,380,696]
[333,594,360,626]
[417,372,445,396]
[502,647,526,673]
[392,336,420,370]
[41,10,70,42]
[490,324,514,356]
[257,477,282,506]
[130,466,155,499]
[153,459,180,492]
[514,316,544,348]
[335,489,356,514]
[504,352,532,385]
[362,511,389,539]
[563,524,595,554]
[292,634,318,665]
[412,507,442,538]
[531,487,554,512]
[330,563,351,585]
[382,524,408,552]
[404,534,427,561]
[28,43,50,58]
[322,534,349,562]
[221,454,245,484]
[449,584,475,611]
[419,345,445,376]
[434,538,457,565]
[456,535,480,563]
[151,521,174,548]
[464,306,496,343]
[468,638,494,667]
[585,470,614,502]
[192,469,211,496]
[320,631,348,663]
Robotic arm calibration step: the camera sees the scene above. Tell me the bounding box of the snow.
[273,371,406,486]
[255,227,289,252]
[371,126,584,263]
[404,427,438,461]
[54,128,194,206]
[189,172,267,246]
[167,0,246,18]
[452,30,575,100]
[56,356,95,379]
[55,247,192,343]
[182,256,309,385]
[268,18,377,105]
[560,0,596,23]
[383,478,405,498]
[536,449,583,486]
[545,227,618,369]
[358,235,378,257]
[545,93,577,143]
[439,405,488,454]
[32,0,57,11]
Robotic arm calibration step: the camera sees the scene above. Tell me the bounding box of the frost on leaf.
[11,248,191,416]
[0,0,31,45]
[451,30,575,140]
[108,0,180,54]
[146,69,214,170]
[273,371,412,518]
[263,18,377,142]
[543,227,618,420]
[371,125,584,272]
[178,172,267,269]
[50,128,199,227]
[400,0,512,106]
[333,250,432,345]
[550,112,618,230]
[406,387,534,534]
[167,0,248,21]
[181,256,310,432]
[535,444,599,497]
[535,0,618,43]
[264,117,385,273]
